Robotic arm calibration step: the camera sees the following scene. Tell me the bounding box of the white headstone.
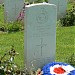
[48,0,67,19]
[4,0,24,22]
[24,3,57,71]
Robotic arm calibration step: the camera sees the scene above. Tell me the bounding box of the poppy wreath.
[42,62,75,75]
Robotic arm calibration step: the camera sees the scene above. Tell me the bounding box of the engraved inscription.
[36,7,48,24]
[36,38,47,56]
[29,23,52,37]
[31,24,53,37]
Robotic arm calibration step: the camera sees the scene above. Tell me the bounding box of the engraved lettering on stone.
[36,38,47,56]
[36,7,48,24]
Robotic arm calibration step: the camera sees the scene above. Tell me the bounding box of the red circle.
[53,67,66,74]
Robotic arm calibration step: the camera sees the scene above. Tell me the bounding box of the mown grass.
[0,5,4,22]
[56,26,75,62]
[0,31,24,68]
[0,26,75,67]
[0,2,75,68]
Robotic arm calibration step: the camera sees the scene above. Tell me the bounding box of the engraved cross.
[37,38,47,56]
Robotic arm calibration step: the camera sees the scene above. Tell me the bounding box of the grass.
[56,26,75,62]
[0,25,75,67]
[0,2,75,69]
[67,2,75,10]
[0,5,4,22]
[0,31,24,68]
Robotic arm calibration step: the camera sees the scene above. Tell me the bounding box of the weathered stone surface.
[4,0,24,22]
[48,0,67,19]
[24,3,57,71]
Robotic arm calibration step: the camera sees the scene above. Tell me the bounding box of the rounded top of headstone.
[25,3,56,7]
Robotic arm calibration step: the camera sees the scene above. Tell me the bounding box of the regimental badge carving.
[36,7,48,24]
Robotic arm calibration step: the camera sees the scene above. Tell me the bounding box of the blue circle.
[42,62,75,75]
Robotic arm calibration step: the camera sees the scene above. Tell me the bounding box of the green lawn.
[56,26,75,62]
[0,31,24,68]
[0,2,75,68]
[0,26,75,67]
[0,5,4,22]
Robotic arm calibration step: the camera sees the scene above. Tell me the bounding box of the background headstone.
[24,3,57,71]
[48,0,67,19]
[0,0,3,4]
[4,0,24,22]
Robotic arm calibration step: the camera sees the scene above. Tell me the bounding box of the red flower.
[53,67,66,74]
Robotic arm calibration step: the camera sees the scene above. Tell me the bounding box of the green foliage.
[0,31,24,67]
[35,0,48,3]
[0,4,24,33]
[0,1,75,74]
[0,4,4,22]
[0,46,25,75]
[0,21,24,33]
[66,53,75,67]
[56,26,75,62]
[25,0,48,3]
[0,21,6,32]
[6,21,22,33]
[60,5,75,26]
[68,0,75,3]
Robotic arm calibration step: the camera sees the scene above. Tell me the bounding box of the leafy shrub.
[0,26,5,32]
[7,22,20,32]
[0,46,25,75]
[0,21,24,33]
[60,5,75,26]
[0,21,24,32]
[0,21,6,32]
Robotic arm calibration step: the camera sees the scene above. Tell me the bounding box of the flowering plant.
[0,46,24,75]
[42,62,75,75]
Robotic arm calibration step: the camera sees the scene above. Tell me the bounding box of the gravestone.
[0,0,3,4]
[4,0,24,22]
[24,3,57,71]
[48,0,67,19]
